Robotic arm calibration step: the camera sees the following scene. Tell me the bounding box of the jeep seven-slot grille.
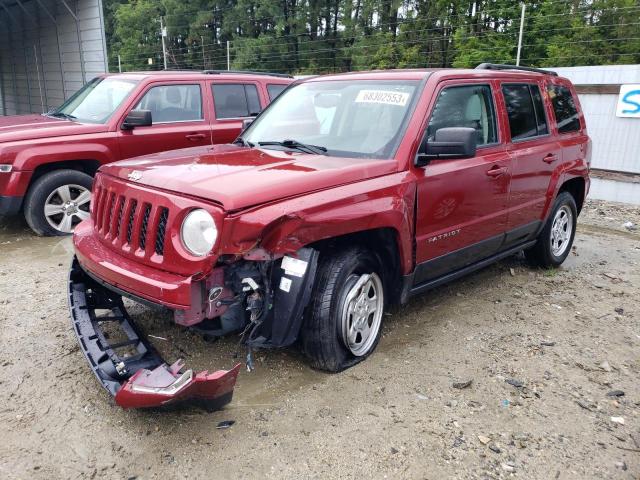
[93,186,169,257]
[126,200,137,244]
[155,208,169,255]
[139,204,151,251]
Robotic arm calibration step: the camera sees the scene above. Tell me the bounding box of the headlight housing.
[180,209,218,256]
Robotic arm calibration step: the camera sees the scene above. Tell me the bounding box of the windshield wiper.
[233,137,254,148]
[258,139,327,155]
[48,112,76,120]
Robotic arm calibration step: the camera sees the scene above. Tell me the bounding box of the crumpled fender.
[219,172,416,274]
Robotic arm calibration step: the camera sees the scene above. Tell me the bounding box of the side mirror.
[122,110,152,130]
[415,127,477,167]
[241,118,254,131]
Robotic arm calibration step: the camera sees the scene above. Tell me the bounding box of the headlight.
[180,209,218,256]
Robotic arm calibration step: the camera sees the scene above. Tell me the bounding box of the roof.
[305,66,565,83]
[106,66,566,84]
[103,70,293,81]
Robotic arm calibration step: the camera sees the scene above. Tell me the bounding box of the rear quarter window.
[267,84,288,101]
[549,85,581,133]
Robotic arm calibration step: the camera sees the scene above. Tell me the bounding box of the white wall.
[0,0,108,115]
[553,65,640,174]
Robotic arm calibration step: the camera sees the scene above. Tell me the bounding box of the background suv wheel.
[525,191,578,268]
[302,246,385,372]
[24,170,93,236]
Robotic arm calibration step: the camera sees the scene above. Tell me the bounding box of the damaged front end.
[68,260,240,410]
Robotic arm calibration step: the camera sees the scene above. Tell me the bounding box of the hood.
[0,114,107,143]
[100,144,398,211]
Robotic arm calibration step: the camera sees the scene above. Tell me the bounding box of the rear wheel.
[24,170,93,236]
[301,246,385,372]
[525,191,577,268]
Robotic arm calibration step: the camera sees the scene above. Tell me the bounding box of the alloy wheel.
[340,272,384,356]
[44,184,91,233]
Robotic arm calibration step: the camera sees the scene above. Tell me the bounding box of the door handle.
[543,153,559,163]
[186,133,206,141]
[486,166,507,177]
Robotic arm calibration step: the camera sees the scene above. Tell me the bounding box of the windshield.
[52,77,139,124]
[244,80,420,159]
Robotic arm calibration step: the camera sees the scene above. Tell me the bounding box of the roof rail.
[475,63,558,76]
[203,69,293,79]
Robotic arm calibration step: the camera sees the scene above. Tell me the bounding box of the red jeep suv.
[69,64,590,409]
[0,70,292,235]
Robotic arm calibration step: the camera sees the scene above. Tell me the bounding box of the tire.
[301,246,385,372]
[24,169,93,236]
[525,191,577,268]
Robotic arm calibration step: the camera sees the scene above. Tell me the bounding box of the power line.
[109,4,640,72]
[112,17,640,65]
[158,2,640,37]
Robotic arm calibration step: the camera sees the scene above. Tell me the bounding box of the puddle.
[125,300,325,408]
[0,215,74,262]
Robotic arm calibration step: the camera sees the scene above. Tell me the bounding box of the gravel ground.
[0,199,638,480]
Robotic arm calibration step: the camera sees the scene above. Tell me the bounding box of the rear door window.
[134,84,203,123]
[427,84,498,147]
[502,84,548,141]
[549,85,581,133]
[530,85,549,135]
[267,84,288,101]
[212,84,261,119]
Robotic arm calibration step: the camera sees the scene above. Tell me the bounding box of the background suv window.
[267,84,288,101]
[427,85,497,146]
[134,84,202,123]
[213,84,261,119]
[502,84,548,141]
[549,85,581,133]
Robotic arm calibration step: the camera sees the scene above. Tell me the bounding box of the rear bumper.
[0,195,22,215]
[73,220,194,309]
[68,258,240,409]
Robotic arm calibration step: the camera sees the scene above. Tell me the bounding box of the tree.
[104,0,640,73]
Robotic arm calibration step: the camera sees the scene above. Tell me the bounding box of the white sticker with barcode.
[355,90,410,106]
[279,277,292,293]
[281,256,308,278]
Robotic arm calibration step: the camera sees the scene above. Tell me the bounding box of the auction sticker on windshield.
[355,90,410,106]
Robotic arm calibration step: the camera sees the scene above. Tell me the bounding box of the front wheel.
[24,169,93,236]
[525,191,577,268]
[301,246,385,372]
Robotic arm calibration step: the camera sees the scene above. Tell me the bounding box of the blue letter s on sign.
[621,90,640,114]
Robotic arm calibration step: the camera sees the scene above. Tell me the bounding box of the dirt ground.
[0,199,638,480]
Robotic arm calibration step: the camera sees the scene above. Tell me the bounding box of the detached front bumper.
[68,258,240,410]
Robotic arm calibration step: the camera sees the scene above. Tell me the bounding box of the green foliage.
[104,0,640,73]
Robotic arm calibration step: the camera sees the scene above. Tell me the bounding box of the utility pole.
[160,16,168,70]
[516,3,526,66]
[201,35,206,69]
[227,40,230,71]
[117,54,122,73]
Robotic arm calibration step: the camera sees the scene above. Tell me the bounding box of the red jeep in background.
[69,64,590,410]
[0,70,292,235]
